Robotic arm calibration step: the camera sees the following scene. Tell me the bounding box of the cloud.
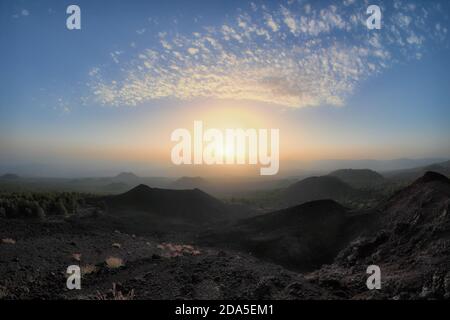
[187,47,199,55]
[110,51,123,64]
[12,9,30,19]
[88,1,449,109]
[281,6,298,35]
[264,13,279,32]
[343,0,355,6]
[406,33,423,46]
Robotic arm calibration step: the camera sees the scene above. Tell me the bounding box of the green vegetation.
[0,191,98,220]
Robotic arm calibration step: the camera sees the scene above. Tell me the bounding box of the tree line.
[0,192,99,220]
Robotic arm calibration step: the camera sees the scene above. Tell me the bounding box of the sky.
[0,0,449,177]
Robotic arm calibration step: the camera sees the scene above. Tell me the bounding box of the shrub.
[55,200,68,217]
[35,206,46,220]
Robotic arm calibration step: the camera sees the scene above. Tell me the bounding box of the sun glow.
[215,143,235,160]
[171,120,280,175]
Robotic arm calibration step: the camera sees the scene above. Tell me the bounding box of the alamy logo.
[65,5,379,31]
[66,265,81,290]
[366,5,382,30]
[171,121,280,175]
[66,5,81,30]
[366,265,381,290]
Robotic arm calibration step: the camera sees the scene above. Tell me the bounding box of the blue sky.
[0,0,449,176]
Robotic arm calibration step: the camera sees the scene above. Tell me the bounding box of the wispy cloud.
[88,1,449,108]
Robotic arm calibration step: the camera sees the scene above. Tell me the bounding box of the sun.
[223,143,236,160]
[214,142,235,161]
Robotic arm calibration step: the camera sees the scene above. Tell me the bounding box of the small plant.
[0,285,8,299]
[1,238,16,244]
[157,242,201,258]
[105,256,124,269]
[95,283,134,300]
[112,243,121,249]
[72,253,82,261]
[81,264,97,276]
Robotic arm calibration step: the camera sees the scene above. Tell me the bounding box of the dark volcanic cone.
[103,184,230,224]
[282,176,356,206]
[202,199,375,271]
[328,169,385,188]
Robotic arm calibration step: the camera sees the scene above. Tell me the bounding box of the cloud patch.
[88,1,448,108]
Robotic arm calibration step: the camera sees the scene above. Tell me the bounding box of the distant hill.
[0,173,20,180]
[112,172,141,183]
[102,184,230,225]
[328,169,385,188]
[202,199,375,271]
[282,176,356,207]
[171,176,209,190]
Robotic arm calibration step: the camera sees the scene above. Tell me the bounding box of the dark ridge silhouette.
[202,199,375,271]
[282,175,355,206]
[328,168,385,188]
[103,184,230,224]
[412,171,450,185]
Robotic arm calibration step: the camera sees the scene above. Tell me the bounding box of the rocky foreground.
[310,172,450,299]
[0,216,333,299]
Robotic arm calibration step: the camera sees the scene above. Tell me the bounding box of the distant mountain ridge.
[308,158,446,172]
[384,160,450,182]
